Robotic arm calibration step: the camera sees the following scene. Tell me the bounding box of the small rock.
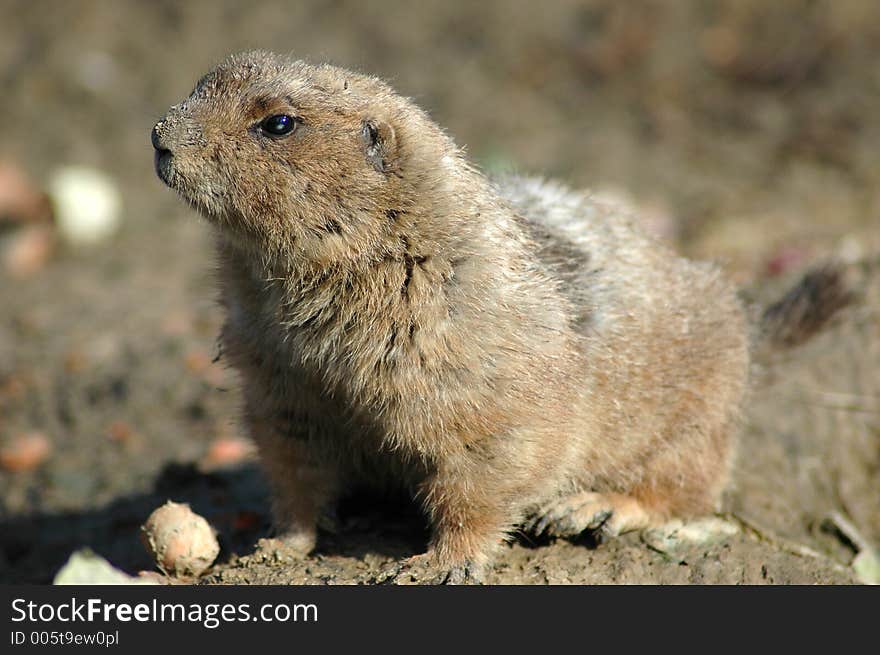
[0,161,51,224]
[201,435,255,469]
[2,224,55,277]
[54,550,158,585]
[48,166,121,246]
[0,432,52,472]
[141,501,220,578]
[853,549,880,585]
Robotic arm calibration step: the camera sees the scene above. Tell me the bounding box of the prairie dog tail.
[756,263,853,351]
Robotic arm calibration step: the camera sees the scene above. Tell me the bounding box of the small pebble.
[0,432,52,472]
[0,161,51,224]
[48,166,121,246]
[141,501,220,578]
[54,550,159,585]
[201,435,255,469]
[2,224,55,277]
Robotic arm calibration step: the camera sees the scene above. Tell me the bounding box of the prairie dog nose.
[151,121,169,152]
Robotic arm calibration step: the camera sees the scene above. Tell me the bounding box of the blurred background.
[0,0,877,584]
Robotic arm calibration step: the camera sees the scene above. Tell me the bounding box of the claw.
[444,564,476,585]
[533,515,552,536]
[525,493,619,539]
[586,509,613,531]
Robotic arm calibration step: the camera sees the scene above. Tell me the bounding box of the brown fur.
[759,265,852,349]
[152,51,833,582]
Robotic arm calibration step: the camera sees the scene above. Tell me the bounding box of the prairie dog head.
[152,51,455,263]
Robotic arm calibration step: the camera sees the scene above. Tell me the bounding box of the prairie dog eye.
[259,114,298,137]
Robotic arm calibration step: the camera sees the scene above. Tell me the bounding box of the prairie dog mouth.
[153,149,174,185]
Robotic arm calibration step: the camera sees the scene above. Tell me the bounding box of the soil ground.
[0,0,877,584]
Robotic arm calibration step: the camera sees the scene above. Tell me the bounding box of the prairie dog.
[151,51,840,583]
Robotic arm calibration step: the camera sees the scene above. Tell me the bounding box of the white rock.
[48,166,121,246]
[54,550,158,585]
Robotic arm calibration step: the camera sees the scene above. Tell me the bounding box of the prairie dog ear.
[361,118,397,174]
